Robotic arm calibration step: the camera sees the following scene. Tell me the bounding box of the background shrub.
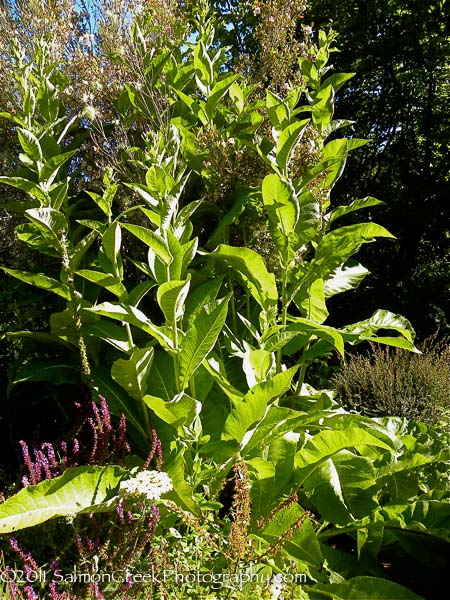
[333,339,450,424]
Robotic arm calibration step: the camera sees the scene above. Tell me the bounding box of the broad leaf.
[144,393,200,430]
[0,466,126,533]
[111,346,154,401]
[211,245,278,315]
[324,261,369,298]
[179,296,230,389]
[262,173,299,266]
[223,366,298,445]
[1,268,70,300]
[157,277,191,325]
[295,428,393,484]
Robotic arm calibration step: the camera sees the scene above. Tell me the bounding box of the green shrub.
[333,338,450,424]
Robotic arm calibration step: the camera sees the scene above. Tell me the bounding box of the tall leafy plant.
[1,9,447,600]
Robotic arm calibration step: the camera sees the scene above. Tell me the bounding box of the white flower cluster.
[269,574,284,600]
[119,470,172,501]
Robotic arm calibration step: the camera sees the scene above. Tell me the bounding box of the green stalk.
[228,276,238,334]
[276,258,289,373]
[296,338,311,392]
[172,320,181,392]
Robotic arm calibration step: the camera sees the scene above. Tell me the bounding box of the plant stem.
[276,268,288,373]
[228,276,238,334]
[296,338,311,392]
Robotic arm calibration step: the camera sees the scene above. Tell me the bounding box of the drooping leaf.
[1,268,70,300]
[111,346,154,401]
[343,309,417,350]
[324,261,369,298]
[211,245,278,315]
[0,466,126,533]
[82,320,132,353]
[295,428,394,485]
[84,302,173,350]
[13,360,80,386]
[76,270,126,298]
[144,393,200,430]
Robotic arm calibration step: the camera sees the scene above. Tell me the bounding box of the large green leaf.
[76,269,126,298]
[249,435,298,518]
[211,245,278,315]
[25,207,67,238]
[262,173,299,266]
[296,189,320,247]
[157,277,191,325]
[102,222,122,278]
[84,302,173,350]
[223,366,298,445]
[184,278,223,327]
[328,196,384,223]
[82,320,132,353]
[111,346,154,401]
[295,428,393,484]
[0,176,48,203]
[122,223,171,264]
[275,119,309,171]
[324,261,369,298]
[13,360,80,386]
[0,466,126,533]
[342,309,417,350]
[313,222,395,279]
[179,296,230,389]
[17,128,42,161]
[1,268,70,300]
[144,393,200,430]
[303,451,378,525]
[145,349,178,401]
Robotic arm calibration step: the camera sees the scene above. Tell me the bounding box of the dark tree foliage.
[306,0,450,338]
